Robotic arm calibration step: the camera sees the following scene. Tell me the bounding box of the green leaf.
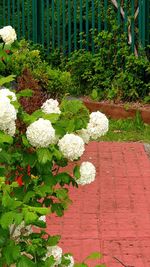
[14,213,23,225]
[35,184,53,197]
[73,166,80,179]
[60,99,83,114]
[56,188,68,200]
[66,119,75,133]
[17,89,33,98]
[44,256,55,267]
[0,75,15,86]
[22,135,30,147]
[23,210,38,224]
[22,152,37,168]
[0,131,13,144]
[0,150,11,164]
[4,240,20,265]
[91,89,98,100]
[29,206,50,215]
[37,148,52,164]
[17,256,35,267]
[0,211,16,229]
[23,191,35,203]
[56,172,72,184]
[2,192,22,209]
[47,235,61,246]
[42,113,60,123]
[86,252,103,260]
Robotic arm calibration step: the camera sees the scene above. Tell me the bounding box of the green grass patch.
[101,115,150,143]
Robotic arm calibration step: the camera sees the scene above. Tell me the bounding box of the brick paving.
[47,142,150,267]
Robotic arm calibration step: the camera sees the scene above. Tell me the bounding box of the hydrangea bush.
[0,26,108,267]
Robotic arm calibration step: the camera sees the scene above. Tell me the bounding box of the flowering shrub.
[0,26,108,267]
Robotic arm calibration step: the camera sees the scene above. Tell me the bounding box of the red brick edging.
[83,99,150,124]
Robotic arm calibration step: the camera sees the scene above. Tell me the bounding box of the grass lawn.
[101,116,150,143]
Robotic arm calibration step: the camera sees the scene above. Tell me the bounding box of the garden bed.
[82,97,150,124]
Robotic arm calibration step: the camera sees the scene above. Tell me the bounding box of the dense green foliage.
[63,31,150,102]
[2,40,74,99]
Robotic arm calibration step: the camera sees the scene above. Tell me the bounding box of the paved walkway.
[47,142,150,267]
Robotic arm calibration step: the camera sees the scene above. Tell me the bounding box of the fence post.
[145,0,150,47]
[37,0,42,44]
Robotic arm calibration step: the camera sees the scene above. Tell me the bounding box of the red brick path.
[47,142,150,267]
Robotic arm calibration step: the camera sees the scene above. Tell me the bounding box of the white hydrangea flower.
[0,96,17,135]
[41,99,61,114]
[77,161,96,185]
[0,25,17,45]
[58,134,85,161]
[6,120,16,136]
[76,128,90,144]
[0,87,17,101]
[87,111,109,139]
[43,245,62,266]
[26,118,56,148]
[62,255,74,267]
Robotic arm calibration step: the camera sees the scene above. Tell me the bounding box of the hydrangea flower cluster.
[0,25,17,45]
[0,88,17,136]
[77,161,96,185]
[26,118,56,148]
[43,245,62,265]
[76,128,90,144]
[87,111,109,140]
[41,99,61,114]
[43,246,74,267]
[58,134,85,161]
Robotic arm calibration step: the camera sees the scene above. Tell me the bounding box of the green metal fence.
[0,0,149,54]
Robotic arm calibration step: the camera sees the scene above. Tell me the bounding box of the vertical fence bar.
[7,0,10,24]
[131,0,135,52]
[74,0,77,50]
[62,0,65,53]
[145,0,150,46]
[41,0,44,45]
[17,0,20,40]
[138,0,142,47]
[98,0,101,33]
[3,0,6,26]
[27,0,30,40]
[68,0,71,54]
[52,0,55,50]
[86,0,89,50]
[79,0,83,49]
[117,0,121,28]
[124,0,128,36]
[104,0,108,30]
[92,0,95,53]
[32,0,37,43]
[117,0,121,48]
[22,0,25,37]
[12,0,15,28]
[46,0,50,53]
[57,0,60,49]
[142,0,146,47]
